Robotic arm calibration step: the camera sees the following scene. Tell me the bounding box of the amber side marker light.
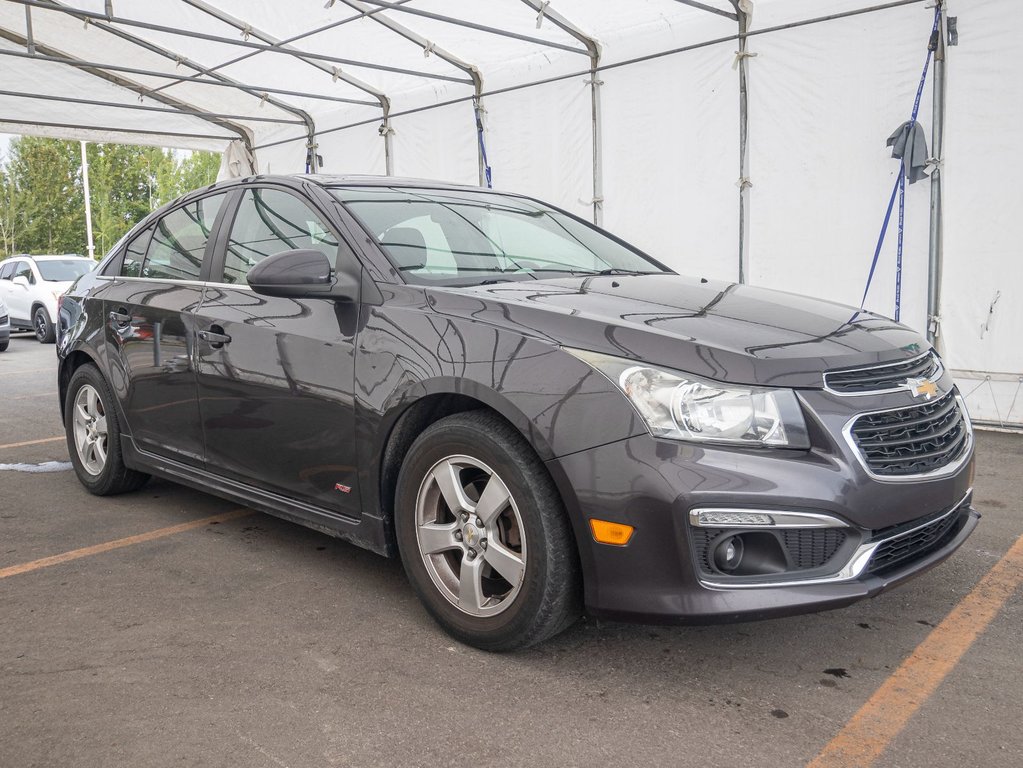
[589,519,635,546]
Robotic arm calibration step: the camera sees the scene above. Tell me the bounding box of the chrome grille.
[849,390,969,477]
[825,352,940,394]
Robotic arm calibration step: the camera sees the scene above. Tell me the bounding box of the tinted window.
[140,194,224,281]
[332,186,666,287]
[0,261,14,280]
[36,259,94,281]
[120,226,154,278]
[221,188,339,284]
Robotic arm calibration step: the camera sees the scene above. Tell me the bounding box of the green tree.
[0,137,223,261]
[3,136,85,256]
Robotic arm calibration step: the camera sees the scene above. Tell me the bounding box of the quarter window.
[120,226,154,278]
[221,188,339,284]
[139,194,225,281]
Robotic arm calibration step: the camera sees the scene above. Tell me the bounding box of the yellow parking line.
[0,436,65,450]
[0,509,253,580]
[809,534,1023,767]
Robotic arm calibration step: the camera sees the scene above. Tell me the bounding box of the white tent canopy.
[1,0,1020,426]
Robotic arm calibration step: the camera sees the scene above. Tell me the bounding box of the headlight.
[566,348,810,449]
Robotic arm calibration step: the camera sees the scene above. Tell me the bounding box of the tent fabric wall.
[1,0,1020,425]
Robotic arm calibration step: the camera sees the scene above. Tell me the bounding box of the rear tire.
[65,363,150,495]
[395,411,580,651]
[34,307,55,343]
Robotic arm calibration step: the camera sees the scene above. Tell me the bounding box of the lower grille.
[867,504,968,575]
[849,390,969,477]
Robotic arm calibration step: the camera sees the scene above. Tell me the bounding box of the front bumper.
[547,424,977,624]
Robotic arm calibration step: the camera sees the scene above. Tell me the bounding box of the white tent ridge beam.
[349,0,590,56]
[173,0,394,173]
[0,117,233,143]
[144,0,417,102]
[255,0,930,154]
[0,89,307,126]
[520,0,604,224]
[0,25,253,147]
[179,0,472,86]
[0,48,380,108]
[340,0,484,183]
[671,1,738,21]
[34,0,314,159]
[8,0,472,86]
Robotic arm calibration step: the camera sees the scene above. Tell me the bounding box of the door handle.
[198,327,232,348]
[109,308,131,326]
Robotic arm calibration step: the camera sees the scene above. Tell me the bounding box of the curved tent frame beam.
[0,25,250,147]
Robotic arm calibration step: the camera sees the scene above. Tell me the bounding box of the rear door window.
[0,261,14,280]
[139,194,225,281]
[220,188,339,284]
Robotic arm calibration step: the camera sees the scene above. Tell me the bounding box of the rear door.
[0,261,16,320]
[102,193,228,467]
[194,184,362,519]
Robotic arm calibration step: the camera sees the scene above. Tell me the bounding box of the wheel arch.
[372,379,562,555]
[58,348,101,421]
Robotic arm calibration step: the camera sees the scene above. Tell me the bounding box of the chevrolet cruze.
[58,175,978,650]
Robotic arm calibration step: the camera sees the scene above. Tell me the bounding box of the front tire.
[65,363,150,495]
[395,411,580,651]
[34,307,55,343]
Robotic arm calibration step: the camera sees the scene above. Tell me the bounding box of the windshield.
[36,259,94,282]
[331,186,669,286]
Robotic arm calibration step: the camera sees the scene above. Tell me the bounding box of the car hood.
[428,274,929,388]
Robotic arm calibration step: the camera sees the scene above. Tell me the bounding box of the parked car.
[57,176,978,650]
[0,295,10,352]
[0,254,96,343]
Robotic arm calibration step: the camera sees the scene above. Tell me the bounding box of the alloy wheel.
[72,384,108,475]
[414,455,527,617]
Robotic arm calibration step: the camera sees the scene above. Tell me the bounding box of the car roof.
[26,255,90,261]
[205,173,505,195]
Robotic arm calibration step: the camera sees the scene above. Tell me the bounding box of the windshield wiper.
[595,268,660,276]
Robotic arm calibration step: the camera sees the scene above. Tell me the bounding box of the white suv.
[0,295,10,352]
[0,255,96,343]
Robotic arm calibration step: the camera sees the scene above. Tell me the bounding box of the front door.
[194,186,362,519]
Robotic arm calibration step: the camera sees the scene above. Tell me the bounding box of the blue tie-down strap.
[859,5,941,319]
[474,100,493,189]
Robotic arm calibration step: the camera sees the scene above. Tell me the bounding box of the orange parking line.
[809,534,1023,768]
[0,436,65,450]
[0,509,253,580]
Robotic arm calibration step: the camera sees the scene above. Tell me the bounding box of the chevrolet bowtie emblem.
[901,376,938,400]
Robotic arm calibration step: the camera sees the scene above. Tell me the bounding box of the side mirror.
[246,249,358,301]
[12,275,29,288]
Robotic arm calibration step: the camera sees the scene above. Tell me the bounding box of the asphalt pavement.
[1,333,1021,768]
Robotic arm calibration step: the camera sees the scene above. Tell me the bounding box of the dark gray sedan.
[57,175,977,650]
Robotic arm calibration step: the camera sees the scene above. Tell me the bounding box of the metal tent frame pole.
[80,140,95,259]
[0,27,251,147]
[927,2,947,348]
[340,0,485,183]
[0,48,378,107]
[521,0,603,225]
[734,0,751,284]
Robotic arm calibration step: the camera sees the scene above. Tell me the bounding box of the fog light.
[714,535,744,572]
